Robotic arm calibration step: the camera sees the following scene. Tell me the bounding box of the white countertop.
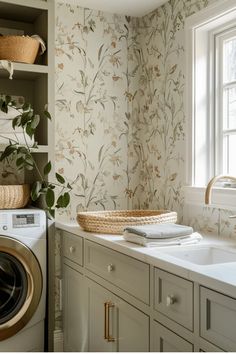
[56,221,236,298]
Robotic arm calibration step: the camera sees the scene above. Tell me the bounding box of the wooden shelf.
[0,63,48,80]
[0,0,49,22]
[0,143,49,153]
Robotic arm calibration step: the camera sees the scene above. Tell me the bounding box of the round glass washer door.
[0,236,42,341]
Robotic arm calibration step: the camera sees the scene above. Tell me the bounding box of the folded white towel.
[0,60,13,79]
[124,223,193,239]
[123,231,202,247]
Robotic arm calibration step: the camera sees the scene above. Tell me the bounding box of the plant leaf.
[31,181,42,201]
[44,110,51,120]
[56,192,70,208]
[56,172,65,184]
[46,188,55,208]
[31,114,40,129]
[44,161,52,175]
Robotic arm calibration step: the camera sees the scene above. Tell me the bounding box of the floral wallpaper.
[54,0,221,223]
[132,0,210,219]
[55,3,142,221]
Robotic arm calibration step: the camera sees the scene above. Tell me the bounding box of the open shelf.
[0,0,48,22]
[0,63,48,79]
[0,143,49,153]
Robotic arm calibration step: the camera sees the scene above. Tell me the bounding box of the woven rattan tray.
[77,209,177,234]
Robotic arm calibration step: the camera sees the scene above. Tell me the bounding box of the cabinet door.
[153,321,193,352]
[87,279,117,352]
[115,297,149,352]
[200,286,236,351]
[63,265,87,352]
[87,279,150,352]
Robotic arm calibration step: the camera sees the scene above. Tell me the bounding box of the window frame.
[215,27,236,176]
[185,0,236,207]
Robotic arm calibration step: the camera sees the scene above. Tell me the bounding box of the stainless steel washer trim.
[0,235,42,341]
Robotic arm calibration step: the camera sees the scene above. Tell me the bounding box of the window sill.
[184,185,236,209]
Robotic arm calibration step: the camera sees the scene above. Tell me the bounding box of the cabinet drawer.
[63,231,83,266]
[153,321,193,352]
[200,286,236,351]
[85,240,150,304]
[154,268,193,330]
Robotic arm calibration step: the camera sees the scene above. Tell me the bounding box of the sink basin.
[160,246,236,265]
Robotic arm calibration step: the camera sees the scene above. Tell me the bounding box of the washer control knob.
[3,225,7,231]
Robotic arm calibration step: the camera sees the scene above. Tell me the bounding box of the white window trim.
[215,28,236,175]
[185,0,236,207]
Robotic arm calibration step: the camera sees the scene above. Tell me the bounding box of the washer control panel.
[12,213,40,228]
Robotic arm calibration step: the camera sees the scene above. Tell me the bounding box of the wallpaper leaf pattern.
[55,0,215,222]
[133,0,210,219]
[55,4,141,219]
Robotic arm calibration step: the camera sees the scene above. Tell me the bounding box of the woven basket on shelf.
[77,209,177,234]
[0,184,30,209]
[0,36,40,64]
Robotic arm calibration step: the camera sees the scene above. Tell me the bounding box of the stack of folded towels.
[123,223,202,247]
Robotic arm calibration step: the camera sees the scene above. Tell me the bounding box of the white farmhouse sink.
[160,246,236,265]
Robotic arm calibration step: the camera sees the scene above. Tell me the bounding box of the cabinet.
[0,0,54,186]
[154,268,193,330]
[62,231,150,352]
[87,279,149,352]
[63,265,87,352]
[85,240,150,304]
[61,228,235,353]
[0,0,55,350]
[200,286,236,351]
[153,321,193,352]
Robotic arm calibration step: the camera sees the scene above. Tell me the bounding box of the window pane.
[223,86,236,129]
[223,134,236,175]
[223,36,236,83]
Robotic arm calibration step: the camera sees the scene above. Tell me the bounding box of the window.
[215,29,236,176]
[185,0,236,206]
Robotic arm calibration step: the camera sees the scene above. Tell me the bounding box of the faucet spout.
[205,175,236,205]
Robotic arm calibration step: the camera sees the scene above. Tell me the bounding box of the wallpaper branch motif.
[135,0,210,220]
[55,5,139,219]
[55,0,213,222]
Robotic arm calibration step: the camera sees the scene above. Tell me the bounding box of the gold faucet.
[205,175,236,204]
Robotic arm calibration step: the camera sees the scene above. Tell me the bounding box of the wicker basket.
[0,184,30,209]
[0,36,40,64]
[77,209,177,234]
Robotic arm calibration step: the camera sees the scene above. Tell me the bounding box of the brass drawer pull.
[104,302,108,340]
[104,301,115,342]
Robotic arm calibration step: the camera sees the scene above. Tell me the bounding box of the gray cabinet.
[87,279,149,352]
[153,321,193,352]
[154,268,193,330]
[61,228,235,353]
[200,286,236,351]
[62,232,149,352]
[85,240,150,304]
[63,265,87,352]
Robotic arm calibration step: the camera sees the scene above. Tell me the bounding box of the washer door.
[0,236,42,341]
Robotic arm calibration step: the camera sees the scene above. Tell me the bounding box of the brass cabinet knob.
[69,246,75,253]
[107,264,114,272]
[166,295,176,307]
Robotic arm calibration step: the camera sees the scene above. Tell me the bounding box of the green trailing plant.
[0,95,72,217]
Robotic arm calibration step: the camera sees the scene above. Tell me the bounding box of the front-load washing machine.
[0,209,46,352]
